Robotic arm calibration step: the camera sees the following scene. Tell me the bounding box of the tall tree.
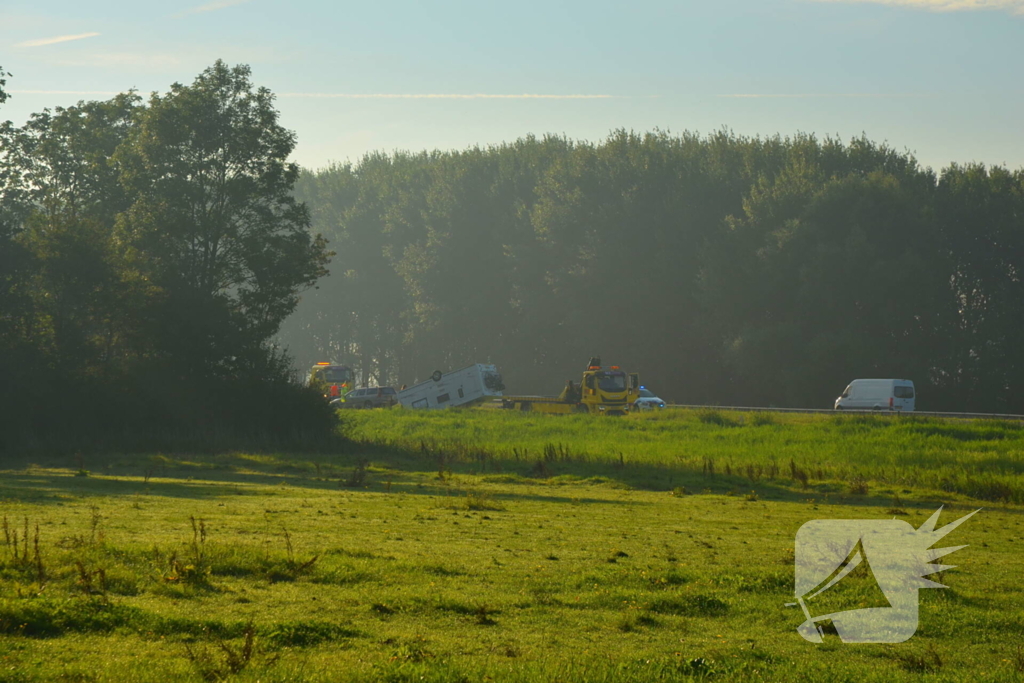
[115,60,330,376]
[0,65,35,359]
[701,141,944,407]
[936,164,1024,411]
[1,94,143,368]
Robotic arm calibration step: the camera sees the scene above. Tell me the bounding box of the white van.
[834,379,915,411]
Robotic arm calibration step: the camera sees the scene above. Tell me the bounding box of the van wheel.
[872,405,882,411]
[362,401,373,409]
[835,406,843,411]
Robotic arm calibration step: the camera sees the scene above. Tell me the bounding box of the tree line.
[4,57,1022,444]
[280,131,1024,413]
[0,62,334,450]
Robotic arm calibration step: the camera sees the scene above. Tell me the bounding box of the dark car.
[333,386,398,409]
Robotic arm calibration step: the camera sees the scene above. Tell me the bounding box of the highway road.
[665,405,1024,421]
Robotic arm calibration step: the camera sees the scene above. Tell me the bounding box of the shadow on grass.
[2,440,1016,517]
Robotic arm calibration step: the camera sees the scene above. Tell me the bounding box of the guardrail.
[664,404,1024,421]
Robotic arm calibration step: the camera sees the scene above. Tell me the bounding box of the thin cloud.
[175,0,251,17]
[717,93,932,98]
[9,90,620,100]
[46,52,183,69]
[15,32,100,48]
[10,90,121,96]
[279,93,618,99]
[806,0,1024,14]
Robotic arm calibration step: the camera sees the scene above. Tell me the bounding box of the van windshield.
[316,368,352,383]
[895,386,915,399]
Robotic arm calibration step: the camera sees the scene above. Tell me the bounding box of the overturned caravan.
[397,364,505,409]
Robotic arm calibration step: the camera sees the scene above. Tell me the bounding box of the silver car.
[333,386,398,409]
[633,387,666,410]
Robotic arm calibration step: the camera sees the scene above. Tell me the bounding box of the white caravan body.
[398,364,505,409]
[834,379,915,412]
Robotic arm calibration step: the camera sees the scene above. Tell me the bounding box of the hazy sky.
[2,0,1022,173]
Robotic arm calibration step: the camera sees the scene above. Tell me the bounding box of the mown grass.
[0,408,1021,681]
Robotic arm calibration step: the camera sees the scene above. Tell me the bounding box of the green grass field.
[1,408,1023,682]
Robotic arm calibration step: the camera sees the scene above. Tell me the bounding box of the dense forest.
[4,60,1024,453]
[280,131,1024,413]
[0,62,334,450]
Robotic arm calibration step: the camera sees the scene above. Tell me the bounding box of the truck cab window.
[596,372,627,392]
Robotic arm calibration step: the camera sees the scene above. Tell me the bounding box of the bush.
[0,356,339,453]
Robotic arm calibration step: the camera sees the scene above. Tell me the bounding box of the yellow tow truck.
[308,362,354,403]
[500,357,639,415]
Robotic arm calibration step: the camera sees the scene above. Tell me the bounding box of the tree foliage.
[0,64,9,107]
[114,61,330,375]
[282,131,1024,413]
[0,62,333,450]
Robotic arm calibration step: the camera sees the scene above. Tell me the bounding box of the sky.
[2,0,1023,174]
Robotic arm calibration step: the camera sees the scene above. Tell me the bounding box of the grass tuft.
[695,409,735,426]
[183,620,278,681]
[892,644,943,673]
